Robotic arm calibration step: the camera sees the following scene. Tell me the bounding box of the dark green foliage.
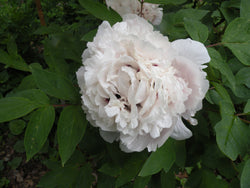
[0,0,249,187]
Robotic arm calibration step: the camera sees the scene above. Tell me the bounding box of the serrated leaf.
[208,48,236,90]
[0,49,30,71]
[31,66,79,102]
[215,101,250,160]
[184,18,208,42]
[139,139,175,177]
[241,159,250,188]
[79,0,122,25]
[0,97,38,123]
[24,106,55,160]
[58,106,87,166]
[240,0,250,18]
[222,18,250,65]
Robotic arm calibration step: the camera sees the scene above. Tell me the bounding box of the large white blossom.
[76,15,210,152]
[106,0,163,25]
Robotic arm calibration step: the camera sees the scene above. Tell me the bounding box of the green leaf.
[38,166,79,188]
[99,163,121,177]
[75,163,95,188]
[160,9,209,40]
[9,120,26,135]
[58,106,87,166]
[34,24,61,35]
[161,169,175,188]
[133,176,151,188]
[31,66,79,102]
[144,0,186,5]
[43,39,69,76]
[16,75,36,91]
[139,139,175,177]
[7,37,18,56]
[215,101,250,160]
[14,140,25,153]
[235,67,250,88]
[174,9,209,22]
[24,106,55,161]
[199,170,228,188]
[208,48,236,90]
[0,49,30,71]
[244,99,250,114]
[174,141,186,167]
[222,18,250,65]
[11,89,50,106]
[186,169,229,188]
[241,159,250,188]
[0,70,9,84]
[240,0,250,18]
[116,153,147,187]
[81,29,97,42]
[220,1,240,23]
[8,157,22,170]
[79,0,122,25]
[97,173,116,188]
[211,82,233,105]
[0,97,38,123]
[43,33,83,63]
[184,18,208,43]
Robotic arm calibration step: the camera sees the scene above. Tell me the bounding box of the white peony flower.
[76,15,210,152]
[106,0,163,25]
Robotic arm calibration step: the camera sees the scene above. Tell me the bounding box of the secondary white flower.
[106,0,163,25]
[76,15,210,152]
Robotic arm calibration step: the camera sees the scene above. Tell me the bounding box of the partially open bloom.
[76,15,210,152]
[106,0,163,25]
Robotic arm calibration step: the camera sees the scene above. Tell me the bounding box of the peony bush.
[0,0,249,187]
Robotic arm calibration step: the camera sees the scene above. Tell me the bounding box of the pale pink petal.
[171,38,210,65]
[170,117,192,140]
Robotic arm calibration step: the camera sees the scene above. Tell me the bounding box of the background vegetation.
[0,0,249,187]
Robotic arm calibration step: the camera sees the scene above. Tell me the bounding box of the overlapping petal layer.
[76,15,210,152]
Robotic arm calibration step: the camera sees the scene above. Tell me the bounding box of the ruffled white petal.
[170,117,192,140]
[99,130,119,143]
[171,38,210,65]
